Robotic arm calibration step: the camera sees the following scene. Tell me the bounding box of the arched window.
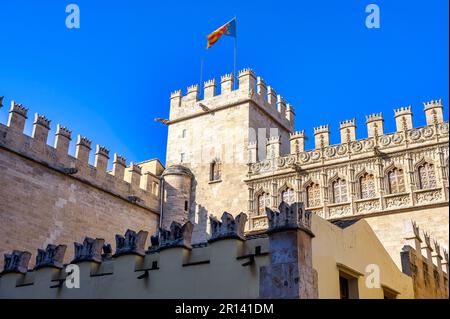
[360,173,376,199]
[388,168,405,194]
[210,160,221,181]
[306,183,321,207]
[332,178,348,204]
[257,193,271,216]
[418,163,436,190]
[281,188,295,205]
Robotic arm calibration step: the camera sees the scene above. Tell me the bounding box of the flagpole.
[233,16,237,90]
[200,57,204,94]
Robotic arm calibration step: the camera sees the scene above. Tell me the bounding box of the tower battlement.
[0,96,161,212]
[248,99,449,173]
[167,68,294,131]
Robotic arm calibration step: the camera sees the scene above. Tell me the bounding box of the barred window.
[418,163,436,190]
[257,193,271,216]
[388,168,405,194]
[281,188,295,205]
[360,173,376,199]
[210,161,221,181]
[306,183,321,207]
[332,178,348,204]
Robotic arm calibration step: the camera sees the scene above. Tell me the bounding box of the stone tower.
[161,68,295,243]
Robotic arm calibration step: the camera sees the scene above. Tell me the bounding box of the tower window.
[210,160,221,181]
[257,192,271,216]
[182,129,187,138]
[180,153,185,163]
[184,200,188,211]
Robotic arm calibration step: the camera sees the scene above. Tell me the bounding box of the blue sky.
[0,0,448,167]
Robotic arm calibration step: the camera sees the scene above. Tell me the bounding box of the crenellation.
[394,106,413,131]
[7,101,28,133]
[31,113,51,144]
[286,103,295,126]
[203,78,216,99]
[220,73,234,94]
[35,244,67,270]
[2,250,31,274]
[290,130,306,154]
[170,90,182,109]
[339,118,356,143]
[267,86,277,108]
[94,144,110,173]
[424,99,444,125]
[238,68,256,93]
[313,125,330,149]
[266,135,281,159]
[125,162,142,190]
[257,77,267,97]
[366,112,384,137]
[112,153,127,179]
[75,135,92,164]
[185,84,199,101]
[276,95,286,116]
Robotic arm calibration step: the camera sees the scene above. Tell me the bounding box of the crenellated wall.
[0,208,417,299]
[0,98,162,269]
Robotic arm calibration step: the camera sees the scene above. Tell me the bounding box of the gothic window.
[360,173,376,199]
[210,160,221,181]
[418,163,436,190]
[388,168,405,194]
[257,193,271,216]
[306,183,321,207]
[281,188,295,205]
[332,178,348,204]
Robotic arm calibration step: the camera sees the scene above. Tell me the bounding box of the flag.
[206,18,236,49]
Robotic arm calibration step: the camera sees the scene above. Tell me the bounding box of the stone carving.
[385,195,410,208]
[444,249,449,264]
[35,244,67,269]
[409,129,421,141]
[392,133,404,144]
[72,237,105,263]
[379,135,391,147]
[299,152,310,162]
[422,127,434,138]
[356,199,379,213]
[252,216,268,229]
[265,202,312,234]
[114,229,148,256]
[336,144,347,155]
[328,204,351,218]
[415,190,441,204]
[3,250,31,274]
[159,221,194,250]
[209,212,248,242]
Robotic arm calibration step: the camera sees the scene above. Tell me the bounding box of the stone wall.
[0,100,160,269]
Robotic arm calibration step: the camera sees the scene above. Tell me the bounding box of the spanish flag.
[206,18,237,49]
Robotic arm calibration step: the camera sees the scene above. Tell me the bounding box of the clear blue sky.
[0,0,448,167]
